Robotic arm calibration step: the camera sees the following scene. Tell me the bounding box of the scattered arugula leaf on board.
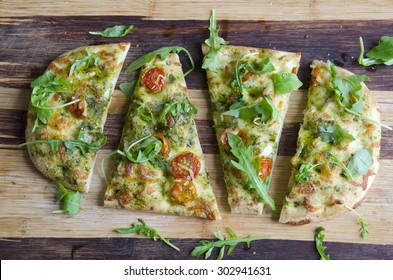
[272,72,303,94]
[222,97,278,126]
[202,9,229,72]
[317,124,355,145]
[227,133,276,211]
[125,46,195,76]
[190,227,270,260]
[18,132,107,157]
[89,24,134,38]
[116,219,180,251]
[52,182,81,217]
[347,148,373,178]
[345,206,369,239]
[327,60,392,130]
[315,226,330,260]
[119,80,137,99]
[358,36,393,66]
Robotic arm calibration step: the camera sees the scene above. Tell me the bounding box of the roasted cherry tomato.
[259,156,273,181]
[171,152,201,180]
[170,179,197,206]
[220,128,248,152]
[153,133,171,159]
[142,67,166,93]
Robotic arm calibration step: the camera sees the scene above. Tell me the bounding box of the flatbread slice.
[203,43,301,214]
[103,50,221,220]
[25,43,130,192]
[279,60,381,224]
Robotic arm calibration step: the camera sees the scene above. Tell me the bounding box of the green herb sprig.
[317,124,355,145]
[227,133,276,211]
[295,162,324,183]
[358,36,393,66]
[89,24,134,38]
[315,226,330,260]
[202,9,229,72]
[69,50,101,77]
[52,182,80,217]
[125,46,194,76]
[190,227,270,260]
[116,219,180,251]
[345,206,369,238]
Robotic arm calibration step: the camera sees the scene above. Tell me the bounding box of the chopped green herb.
[272,72,303,94]
[202,9,229,72]
[52,182,80,217]
[358,36,393,66]
[190,227,269,260]
[125,46,194,76]
[317,124,355,145]
[315,226,330,260]
[227,133,276,211]
[347,148,373,178]
[89,24,134,38]
[116,219,179,251]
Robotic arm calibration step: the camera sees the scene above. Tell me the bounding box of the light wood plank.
[0,149,392,244]
[1,0,392,21]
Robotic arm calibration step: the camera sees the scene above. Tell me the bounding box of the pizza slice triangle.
[103,48,221,220]
[25,43,130,193]
[279,60,381,224]
[202,11,302,214]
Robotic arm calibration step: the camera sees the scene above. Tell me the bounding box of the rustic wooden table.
[1,0,392,260]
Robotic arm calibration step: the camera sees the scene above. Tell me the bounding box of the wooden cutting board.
[0,16,392,245]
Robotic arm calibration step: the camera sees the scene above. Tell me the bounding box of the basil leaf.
[222,97,278,126]
[272,73,302,94]
[317,124,355,145]
[347,149,373,177]
[89,24,134,38]
[52,182,80,217]
[227,133,276,211]
[125,46,194,76]
[119,80,136,99]
[358,36,393,66]
[202,9,229,72]
[315,226,330,260]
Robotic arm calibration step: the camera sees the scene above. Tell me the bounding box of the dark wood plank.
[0,238,392,260]
[0,17,393,90]
[3,109,393,159]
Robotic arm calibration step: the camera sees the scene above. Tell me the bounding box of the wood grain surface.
[1,15,393,259]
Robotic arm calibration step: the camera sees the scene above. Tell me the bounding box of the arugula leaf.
[155,99,198,124]
[271,72,303,94]
[122,136,162,163]
[315,226,330,260]
[190,227,269,260]
[347,148,373,177]
[345,206,369,238]
[149,155,169,174]
[69,50,101,76]
[227,133,276,211]
[295,162,323,183]
[119,80,136,99]
[325,152,353,179]
[116,219,179,251]
[89,24,134,38]
[52,182,80,217]
[202,9,229,72]
[222,97,278,126]
[245,56,275,74]
[358,36,393,66]
[317,124,355,145]
[125,46,194,76]
[18,132,107,157]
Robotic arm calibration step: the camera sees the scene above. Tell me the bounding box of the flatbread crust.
[279,60,381,224]
[202,44,301,214]
[26,43,130,192]
[103,53,221,220]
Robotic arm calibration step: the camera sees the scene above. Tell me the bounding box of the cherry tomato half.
[259,156,273,181]
[220,128,248,152]
[171,152,201,180]
[153,133,171,159]
[170,179,197,206]
[142,67,166,93]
